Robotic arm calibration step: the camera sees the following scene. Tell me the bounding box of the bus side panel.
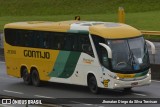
[70,53,99,86]
[34,50,59,81]
[48,51,81,83]
[4,44,21,78]
[49,52,103,87]
[4,43,60,80]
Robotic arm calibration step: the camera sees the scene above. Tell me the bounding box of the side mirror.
[145,40,156,54]
[99,43,112,59]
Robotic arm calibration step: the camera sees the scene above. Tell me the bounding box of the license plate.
[131,82,138,86]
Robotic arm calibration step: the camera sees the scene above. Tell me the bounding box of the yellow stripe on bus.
[116,73,135,78]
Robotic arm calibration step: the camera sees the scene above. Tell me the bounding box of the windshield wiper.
[126,40,135,69]
[128,50,135,67]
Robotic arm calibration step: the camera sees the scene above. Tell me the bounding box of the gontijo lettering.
[24,50,50,59]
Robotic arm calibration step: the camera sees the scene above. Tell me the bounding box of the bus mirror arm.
[99,43,112,59]
[145,40,156,54]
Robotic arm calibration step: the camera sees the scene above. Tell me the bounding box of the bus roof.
[4,20,141,39]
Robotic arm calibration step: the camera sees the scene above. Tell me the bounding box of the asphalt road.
[0,62,160,107]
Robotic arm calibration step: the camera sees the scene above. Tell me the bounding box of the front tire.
[22,68,31,85]
[31,69,41,87]
[88,76,99,94]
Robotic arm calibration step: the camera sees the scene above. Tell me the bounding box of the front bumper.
[112,75,151,89]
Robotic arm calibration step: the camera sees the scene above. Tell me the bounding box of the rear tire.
[22,68,31,85]
[88,75,99,94]
[31,69,41,87]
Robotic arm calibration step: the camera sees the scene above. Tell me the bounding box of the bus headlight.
[108,74,120,80]
[116,77,120,80]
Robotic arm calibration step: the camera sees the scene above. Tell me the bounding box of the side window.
[92,35,109,68]
[46,32,66,50]
[79,35,94,57]
[24,31,33,47]
[4,29,17,45]
[64,34,74,51]
[16,30,22,46]
[53,33,65,50]
[66,33,80,51]
[36,32,45,48]
[16,30,26,47]
[100,47,109,68]
[33,31,49,49]
[49,33,56,49]
[43,32,51,49]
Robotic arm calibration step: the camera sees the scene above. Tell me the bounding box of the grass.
[144,35,160,41]
[1,0,160,40]
[0,0,160,16]
[1,11,160,31]
[125,11,160,30]
[0,0,160,30]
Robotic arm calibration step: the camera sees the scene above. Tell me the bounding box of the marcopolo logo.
[24,50,50,59]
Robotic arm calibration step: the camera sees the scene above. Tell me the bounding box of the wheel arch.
[87,72,97,85]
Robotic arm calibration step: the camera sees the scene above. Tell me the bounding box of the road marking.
[34,95,55,99]
[3,90,24,95]
[132,93,147,97]
[0,104,14,107]
[83,103,93,106]
[152,80,160,83]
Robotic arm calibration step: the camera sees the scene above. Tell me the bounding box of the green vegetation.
[1,11,160,31]
[0,0,160,38]
[144,35,160,41]
[0,0,160,16]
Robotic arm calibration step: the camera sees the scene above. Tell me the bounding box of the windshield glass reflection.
[107,37,149,73]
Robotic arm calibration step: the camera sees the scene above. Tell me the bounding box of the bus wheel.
[31,69,40,87]
[22,68,31,85]
[88,75,99,94]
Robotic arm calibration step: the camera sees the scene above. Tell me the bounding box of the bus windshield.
[107,37,149,73]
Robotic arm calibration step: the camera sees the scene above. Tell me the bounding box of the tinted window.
[4,29,94,57]
[92,35,109,68]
